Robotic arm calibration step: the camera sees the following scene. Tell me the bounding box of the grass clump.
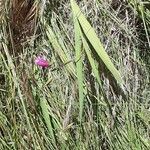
[0,0,150,149]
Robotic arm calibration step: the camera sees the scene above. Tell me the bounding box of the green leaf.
[70,0,123,85]
[46,23,75,77]
[40,97,56,143]
[71,1,84,122]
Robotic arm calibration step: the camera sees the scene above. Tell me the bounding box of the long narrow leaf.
[71,1,84,122]
[71,0,123,85]
[45,23,75,77]
[40,97,56,143]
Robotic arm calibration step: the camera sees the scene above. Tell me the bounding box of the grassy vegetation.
[0,0,150,149]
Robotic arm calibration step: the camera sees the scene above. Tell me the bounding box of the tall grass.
[0,0,150,149]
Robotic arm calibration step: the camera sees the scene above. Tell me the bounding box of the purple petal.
[35,56,49,68]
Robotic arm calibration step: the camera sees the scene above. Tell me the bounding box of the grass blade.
[71,0,123,85]
[71,1,84,122]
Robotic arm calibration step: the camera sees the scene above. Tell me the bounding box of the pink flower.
[35,56,49,68]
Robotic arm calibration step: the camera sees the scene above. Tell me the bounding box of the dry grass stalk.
[10,0,38,56]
